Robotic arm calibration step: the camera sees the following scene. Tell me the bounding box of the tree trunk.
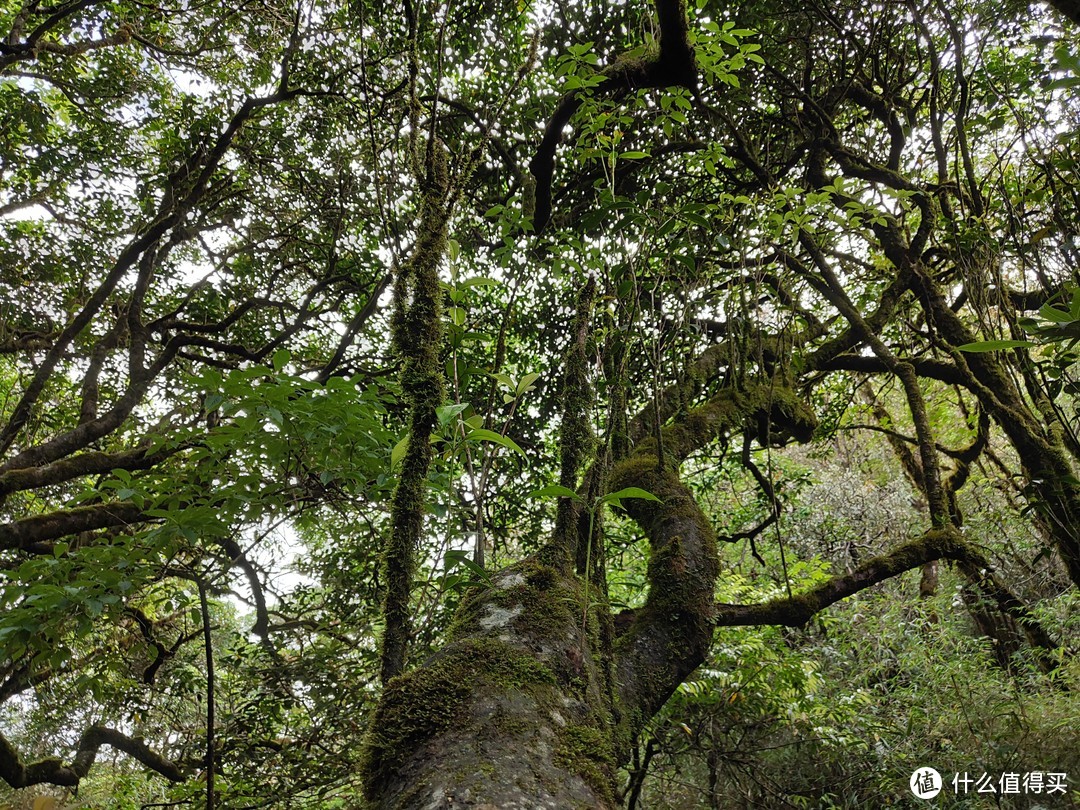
[360,385,819,808]
[360,560,623,809]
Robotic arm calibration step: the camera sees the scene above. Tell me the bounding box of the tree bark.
[360,562,623,808]
[360,382,819,808]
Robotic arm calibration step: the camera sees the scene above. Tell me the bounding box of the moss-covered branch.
[610,457,720,739]
[714,529,970,627]
[0,502,147,551]
[628,344,821,448]
[378,143,450,685]
[611,382,816,742]
[0,725,184,789]
[551,277,597,563]
[714,530,1063,672]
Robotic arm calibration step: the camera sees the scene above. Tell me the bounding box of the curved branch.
[611,381,816,740]
[0,503,146,551]
[714,528,969,627]
[712,527,1063,671]
[611,458,719,739]
[529,0,697,231]
[0,725,184,789]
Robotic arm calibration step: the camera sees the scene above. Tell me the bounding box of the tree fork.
[862,391,1060,669]
[358,381,816,807]
[916,273,1080,587]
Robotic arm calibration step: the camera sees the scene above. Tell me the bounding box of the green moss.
[379,142,450,684]
[363,555,627,805]
[555,723,618,805]
[554,278,597,555]
[526,563,559,591]
[608,454,714,534]
[640,383,817,463]
[360,638,557,800]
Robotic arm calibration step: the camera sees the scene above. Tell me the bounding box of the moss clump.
[448,561,578,642]
[555,723,618,806]
[607,453,707,532]
[750,383,818,445]
[360,638,557,800]
[526,563,559,591]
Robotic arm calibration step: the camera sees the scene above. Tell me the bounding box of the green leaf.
[956,340,1036,352]
[466,427,526,458]
[1047,76,1080,90]
[460,276,501,288]
[445,549,491,584]
[390,436,408,470]
[436,403,469,428]
[272,348,291,371]
[1038,305,1075,324]
[516,372,541,395]
[527,484,584,502]
[602,487,663,507]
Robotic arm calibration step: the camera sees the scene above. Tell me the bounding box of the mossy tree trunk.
[359,384,819,808]
[357,363,1032,806]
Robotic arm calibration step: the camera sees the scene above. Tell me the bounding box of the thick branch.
[0,725,183,789]
[714,529,968,627]
[611,382,815,739]
[0,503,146,550]
[0,443,176,499]
[611,457,719,740]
